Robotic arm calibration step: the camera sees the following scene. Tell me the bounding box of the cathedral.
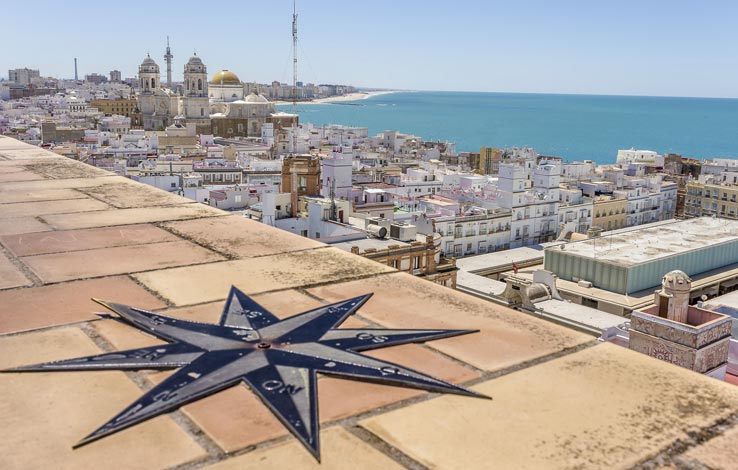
[136,49,296,136]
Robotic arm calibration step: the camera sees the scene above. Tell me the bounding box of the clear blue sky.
[5,0,738,98]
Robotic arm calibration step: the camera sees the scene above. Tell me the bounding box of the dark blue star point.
[4,286,486,460]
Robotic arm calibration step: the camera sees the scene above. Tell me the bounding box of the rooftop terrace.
[2,136,738,469]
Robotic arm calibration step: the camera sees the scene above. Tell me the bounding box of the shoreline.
[274,90,399,106]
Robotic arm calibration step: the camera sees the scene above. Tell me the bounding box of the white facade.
[616,148,664,167]
[321,146,353,200]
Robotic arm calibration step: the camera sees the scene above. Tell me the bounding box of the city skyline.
[4,0,738,98]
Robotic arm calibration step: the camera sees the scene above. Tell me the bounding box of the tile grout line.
[629,411,738,470]
[0,241,43,287]
[78,322,227,465]
[346,425,430,470]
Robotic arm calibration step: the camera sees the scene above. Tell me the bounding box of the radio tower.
[164,36,173,89]
[290,0,298,156]
[292,0,298,112]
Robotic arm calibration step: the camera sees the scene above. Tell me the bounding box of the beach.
[274,90,397,105]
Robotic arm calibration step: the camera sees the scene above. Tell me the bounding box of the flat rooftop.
[455,246,544,273]
[2,136,738,469]
[557,217,738,267]
[331,237,410,252]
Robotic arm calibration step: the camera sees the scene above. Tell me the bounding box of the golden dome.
[210,70,241,85]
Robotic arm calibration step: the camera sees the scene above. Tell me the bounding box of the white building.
[616,148,664,167]
[321,146,353,200]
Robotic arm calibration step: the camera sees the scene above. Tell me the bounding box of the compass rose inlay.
[4,286,487,461]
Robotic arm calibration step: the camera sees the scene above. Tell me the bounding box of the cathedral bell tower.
[183,54,209,119]
[181,54,210,133]
[138,54,160,94]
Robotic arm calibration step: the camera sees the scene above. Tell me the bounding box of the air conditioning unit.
[366,225,387,239]
[390,222,417,242]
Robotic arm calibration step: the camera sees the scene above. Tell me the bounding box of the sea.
[278,91,738,165]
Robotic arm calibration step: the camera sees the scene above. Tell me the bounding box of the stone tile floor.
[2,136,738,469]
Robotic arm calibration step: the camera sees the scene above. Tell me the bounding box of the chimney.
[656,270,691,323]
[74,58,78,81]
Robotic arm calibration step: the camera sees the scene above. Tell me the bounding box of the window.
[391,259,398,269]
[315,232,320,238]
[170,182,176,188]
[413,256,420,269]
[198,79,202,90]
[301,230,308,237]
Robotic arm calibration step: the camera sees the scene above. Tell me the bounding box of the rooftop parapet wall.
[3,136,738,469]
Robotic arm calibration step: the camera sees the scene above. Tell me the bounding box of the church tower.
[182,54,210,132]
[138,54,160,94]
[137,54,165,130]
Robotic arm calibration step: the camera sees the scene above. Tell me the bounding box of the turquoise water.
[279,91,738,165]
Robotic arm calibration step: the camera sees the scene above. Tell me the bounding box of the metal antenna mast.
[289,0,298,157]
[164,36,173,90]
[292,0,298,112]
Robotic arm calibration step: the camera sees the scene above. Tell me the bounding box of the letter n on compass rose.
[3,286,488,461]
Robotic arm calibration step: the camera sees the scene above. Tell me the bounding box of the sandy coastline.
[274,90,398,105]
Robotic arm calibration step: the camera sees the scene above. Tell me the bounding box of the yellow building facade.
[686,181,738,219]
[592,196,627,231]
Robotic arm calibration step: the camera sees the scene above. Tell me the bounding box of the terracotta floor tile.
[0,171,45,182]
[21,240,225,283]
[0,188,87,204]
[0,327,206,470]
[0,251,31,289]
[163,216,324,258]
[308,272,593,372]
[0,217,52,236]
[318,344,479,421]
[0,198,109,217]
[360,343,738,470]
[0,148,58,160]
[80,182,194,208]
[0,176,119,192]
[42,204,225,230]
[2,224,180,257]
[22,159,113,179]
[0,276,166,334]
[685,422,738,469]
[134,248,394,306]
[0,165,28,173]
[162,344,476,453]
[203,426,404,470]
